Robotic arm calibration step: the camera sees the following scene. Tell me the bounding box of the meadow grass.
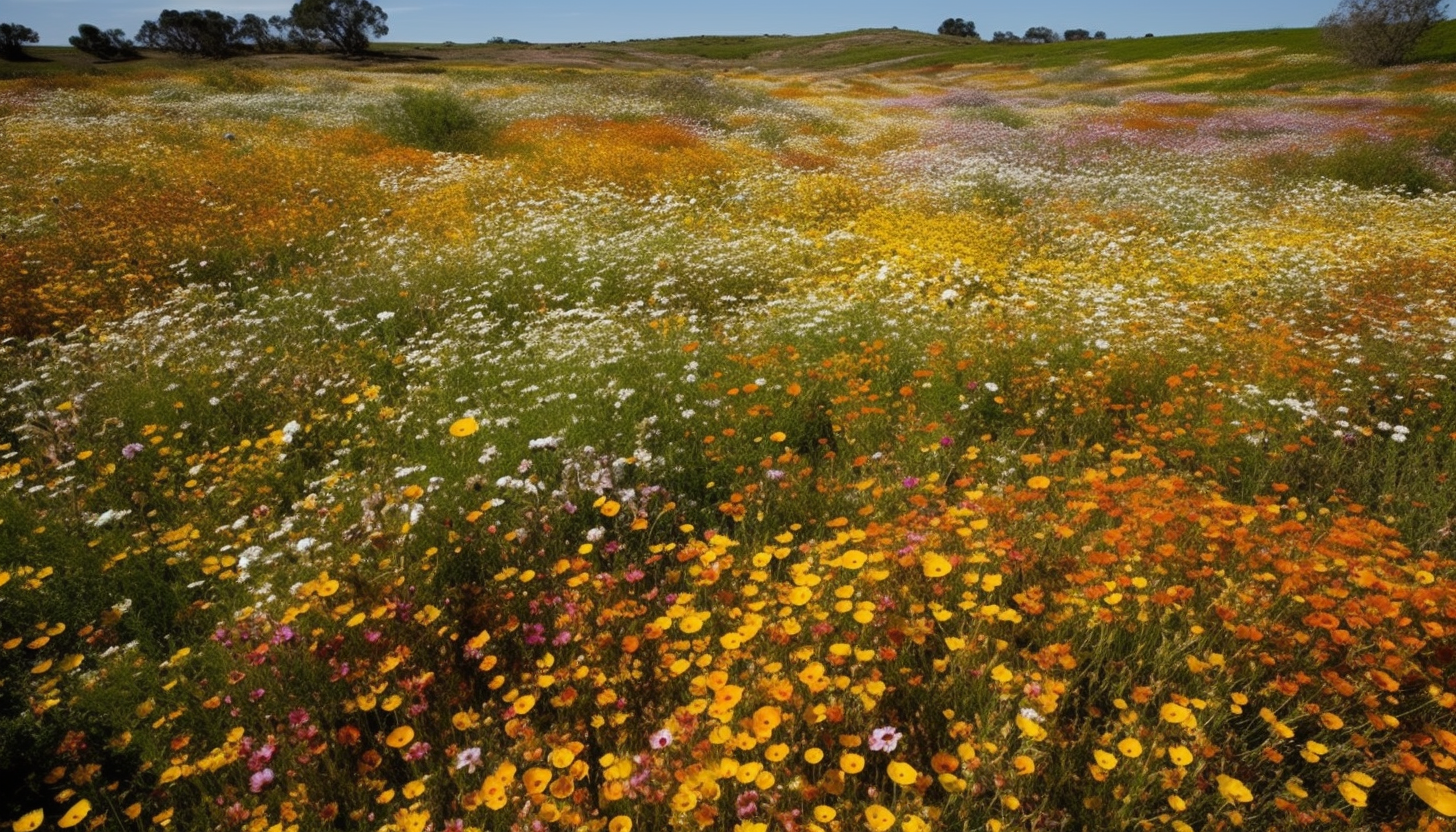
[3,29,1456,832]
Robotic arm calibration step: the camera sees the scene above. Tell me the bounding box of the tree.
[991,31,1021,43]
[1064,28,1092,41]
[290,0,388,56]
[136,10,241,58]
[1320,0,1447,66]
[236,14,293,52]
[69,24,141,60]
[1022,26,1061,43]
[937,18,978,38]
[0,22,40,60]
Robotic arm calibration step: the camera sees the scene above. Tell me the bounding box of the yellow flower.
[921,553,952,578]
[1093,750,1117,770]
[393,808,429,832]
[1413,777,1456,817]
[449,417,478,437]
[813,806,836,823]
[864,805,896,832]
[1118,738,1143,758]
[1160,702,1191,724]
[523,767,552,795]
[1338,780,1368,808]
[1026,475,1051,490]
[752,705,782,736]
[601,500,621,518]
[13,809,43,832]
[402,779,426,799]
[1217,774,1253,804]
[513,694,536,715]
[840,752,865,774]
[887,761,919,785]
[550,747,576,768]
[386,726,415,748]
[1012,755,1035,775]
[1168,745,1193,766]
[804,748,824,764]
[609,817,633,832]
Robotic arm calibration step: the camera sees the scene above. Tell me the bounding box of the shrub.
[1258,136,1448,194]
[1320,0,1448,66]
[367,87,495,153]
[1318,136,1446,192]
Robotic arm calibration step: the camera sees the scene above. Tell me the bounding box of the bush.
[1319,0,1448,65]
[1258,136,1448,194]
[1318,136,1446,193]
[367,87,495,153]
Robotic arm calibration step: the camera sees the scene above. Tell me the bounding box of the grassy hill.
[6,20,1456,90]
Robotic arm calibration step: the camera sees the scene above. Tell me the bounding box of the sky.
[13,0,1341,47]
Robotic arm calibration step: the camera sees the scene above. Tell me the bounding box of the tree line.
[1,0,389,62]
[934,0,1448,64]
[937,19,1107,43]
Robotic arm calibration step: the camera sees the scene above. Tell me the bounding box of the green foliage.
[0,22,40,61]
[367,86,495,153]
[69,24,141,61]
[136,9,243,59]
[1257,136,1449,194]
[1318,136,1448,193]
[1319,0,1448,66]
[290,0,388,56]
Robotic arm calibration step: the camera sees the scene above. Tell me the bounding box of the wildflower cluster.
[2,49,1456,832]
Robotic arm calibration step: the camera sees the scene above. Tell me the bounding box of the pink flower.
[868,725,902,753]
[456,747,482,772]
[249,768,275,793]
[649,729,672,750]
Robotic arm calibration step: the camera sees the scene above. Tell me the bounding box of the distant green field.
[2,19,1453,89]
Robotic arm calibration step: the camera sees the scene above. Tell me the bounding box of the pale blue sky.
[12,0,1339,46]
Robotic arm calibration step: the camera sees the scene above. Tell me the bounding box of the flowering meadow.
[5,36,1456,832]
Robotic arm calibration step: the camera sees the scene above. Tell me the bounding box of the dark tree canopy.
[1064,28,1092,41]
[1022,26,1061,43]
[1320,0,1448,65]
[290,0,388,56]
[937,17,978,38]
[0,22,40,60]
[237,14,294,52]
[991,31,1020,43]
[136,9,241,58]
[69,24,141,60]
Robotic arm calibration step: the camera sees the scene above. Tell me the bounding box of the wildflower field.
[5,28,1456,832]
